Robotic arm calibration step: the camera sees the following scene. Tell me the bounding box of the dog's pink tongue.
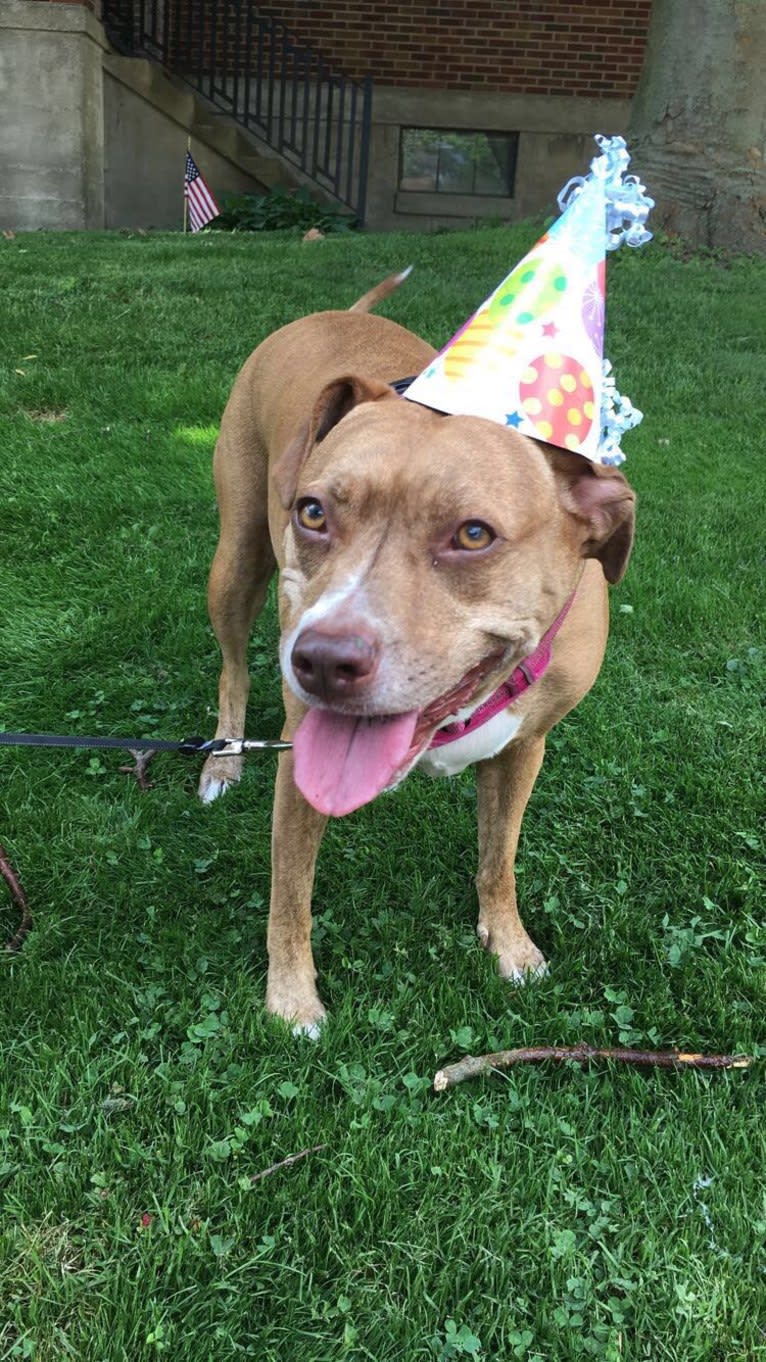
[293,708,418,816]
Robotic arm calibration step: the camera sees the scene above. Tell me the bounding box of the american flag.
[184,152,220,232]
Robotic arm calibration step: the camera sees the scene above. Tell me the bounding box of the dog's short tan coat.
[199,274,635,1033]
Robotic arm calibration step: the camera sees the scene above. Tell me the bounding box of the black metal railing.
[102,1,372,224]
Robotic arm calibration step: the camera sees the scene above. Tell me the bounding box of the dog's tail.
[348,266,413,314]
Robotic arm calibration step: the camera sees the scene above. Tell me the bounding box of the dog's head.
[274,377,635,814]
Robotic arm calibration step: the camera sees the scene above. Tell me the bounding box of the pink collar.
[428,592,576,750]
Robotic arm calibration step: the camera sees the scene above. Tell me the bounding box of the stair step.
[239,156,295,186]
[105,49,356,214]
[191,122,241,156]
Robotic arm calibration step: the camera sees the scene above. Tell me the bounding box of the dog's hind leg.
[475,736,549,982]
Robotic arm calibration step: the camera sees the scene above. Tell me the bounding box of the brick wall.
[261,0,652,97]
[25,0,651,98]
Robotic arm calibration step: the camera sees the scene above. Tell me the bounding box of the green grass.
[0,226,764,1361]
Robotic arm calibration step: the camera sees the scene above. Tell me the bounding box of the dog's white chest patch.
[416,706,525,779]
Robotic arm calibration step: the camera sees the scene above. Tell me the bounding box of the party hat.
[404,135,654,465]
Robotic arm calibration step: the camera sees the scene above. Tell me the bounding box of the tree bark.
[627,0,766,253]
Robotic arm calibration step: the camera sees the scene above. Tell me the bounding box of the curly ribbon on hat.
[556,134,654,464]
[557,133,655,252]
[599,360,643,467]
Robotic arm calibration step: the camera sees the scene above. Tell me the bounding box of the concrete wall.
[0,0,271,233]
[0,0,106,229]
[367,87,631,232]
[103,61,275,230]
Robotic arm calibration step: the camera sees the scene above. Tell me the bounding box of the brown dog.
[199,271,635,1034]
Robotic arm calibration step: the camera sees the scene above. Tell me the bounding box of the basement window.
[399,128,518,197]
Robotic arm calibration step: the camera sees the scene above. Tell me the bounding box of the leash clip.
[207,737,292,757]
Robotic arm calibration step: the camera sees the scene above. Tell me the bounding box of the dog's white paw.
[291,1019,324,1042]
[198,756,244,804]
[477,922,548,984]
[505,959,549,986]
[267,978,327,1039]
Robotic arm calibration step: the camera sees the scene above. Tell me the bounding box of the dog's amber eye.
[453,521,495,551]
[296,499,327,533]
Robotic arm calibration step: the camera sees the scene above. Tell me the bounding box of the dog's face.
[273,379,635,815]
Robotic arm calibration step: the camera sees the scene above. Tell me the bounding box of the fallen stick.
[1,843,33,953]
[433,1044,752,1091]
[249,1143,327,1183]
[118,748,156,790]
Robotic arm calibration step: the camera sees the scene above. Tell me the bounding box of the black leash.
[0,733,291,756]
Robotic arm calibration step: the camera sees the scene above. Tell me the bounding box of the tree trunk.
[627,0,766,253]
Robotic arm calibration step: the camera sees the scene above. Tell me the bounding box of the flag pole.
[183,136,190,235]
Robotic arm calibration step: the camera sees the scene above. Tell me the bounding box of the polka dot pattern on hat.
[518,353,595,452]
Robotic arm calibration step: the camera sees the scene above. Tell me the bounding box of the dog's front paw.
[477,922,548,984]
[198,754,244,804]
[266,978,327,1040]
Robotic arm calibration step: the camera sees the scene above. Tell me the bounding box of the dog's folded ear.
[544,448,636,584]
[274,375,395,508]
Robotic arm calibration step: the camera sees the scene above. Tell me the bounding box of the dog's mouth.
[293,649,506,817]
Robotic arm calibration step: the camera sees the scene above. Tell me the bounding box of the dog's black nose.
[291,627,379,700]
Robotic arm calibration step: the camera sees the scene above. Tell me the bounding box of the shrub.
[214,185,357,233]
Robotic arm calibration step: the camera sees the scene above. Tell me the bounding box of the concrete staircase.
[104,51,332,204]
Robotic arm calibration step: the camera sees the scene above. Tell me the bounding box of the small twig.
[118,748,156,790]
[433,1044,752,1091]
[249,1144,327,1183]
[1,842,33,953]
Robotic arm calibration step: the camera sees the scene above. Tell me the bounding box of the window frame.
[397,126,519,199]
